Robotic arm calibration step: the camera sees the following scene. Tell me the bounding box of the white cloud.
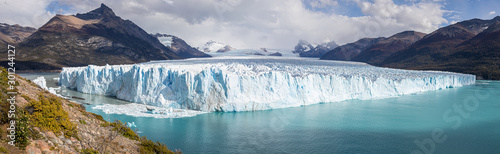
[0,0,55,28]
[489,11,496,15]
[0,0,449,49]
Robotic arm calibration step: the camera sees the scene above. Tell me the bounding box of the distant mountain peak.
[153,33,211,58]
[75,3,116,20]
[494,16,500,21]
[200,40,233,52]
[293,39,338,57]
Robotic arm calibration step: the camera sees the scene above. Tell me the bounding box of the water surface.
[20,73,500,153]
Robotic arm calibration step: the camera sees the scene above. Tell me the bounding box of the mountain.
[292,40,338,57]
[292,40,314,54]
[320,37,385,61]
[9,3,203,70]
[0,23,36,46]
[381,16,500,79]
[200,40,234,52]
[350,31,426,64]
[153,33,210,58]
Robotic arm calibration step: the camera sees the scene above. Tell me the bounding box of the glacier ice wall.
[59,58,476,112]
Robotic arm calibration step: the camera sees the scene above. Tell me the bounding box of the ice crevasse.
[59,58,476,112]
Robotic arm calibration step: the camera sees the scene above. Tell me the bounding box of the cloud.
[0,0,449,49]
[489,11,496,15]
[0,0,55,28]
[309,0,338,9]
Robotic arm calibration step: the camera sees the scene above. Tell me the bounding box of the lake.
[21,73,500,153]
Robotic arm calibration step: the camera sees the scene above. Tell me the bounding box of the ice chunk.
[33,76,48,90]
[60,57,476,112]
[32,76,63,97]
[92,103,206,118]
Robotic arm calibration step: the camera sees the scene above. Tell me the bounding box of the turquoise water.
[86,80,500,154]
[19,73,500,153]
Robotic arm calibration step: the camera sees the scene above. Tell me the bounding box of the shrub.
[28,94,77,138]
[14,111,30,149]
[101,120,140,141]
[92,113,105,122]
[139,136,176,154]
[0,67,13,124]
[81,148,99,154]
[0,146,8,153]
[79,119,87,124]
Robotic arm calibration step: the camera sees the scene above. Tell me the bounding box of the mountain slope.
[292,40,314,54]
[154,33,211,58]
[381,17,500,67]
[351,31,426,64]
[381,16,500,79]
[320,37,385,61]
[299,40,338,57]
[0,23,36,46]
[13,4,185,70]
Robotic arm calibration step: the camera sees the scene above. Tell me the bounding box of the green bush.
[79,119,87,124]
[90,112,104,122]
[0,146,8,154]
[139,136,176,154]
[14,111,30,149]
[81,148,99,154]
[28,94,77,138]
[0,67,13,124]
[101,120,140,141]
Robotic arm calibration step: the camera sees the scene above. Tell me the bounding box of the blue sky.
[1,0,498,49]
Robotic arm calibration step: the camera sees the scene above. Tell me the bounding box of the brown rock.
[37,140,51,153]
[45,131,57,139]
[26,145,42,154]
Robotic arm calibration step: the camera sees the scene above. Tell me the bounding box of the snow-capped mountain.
[292,39,338,57]
[200,40,234,52]
[293,40,315,54]
[153,33,210,58]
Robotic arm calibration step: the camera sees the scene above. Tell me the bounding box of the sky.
[0,0,498,49]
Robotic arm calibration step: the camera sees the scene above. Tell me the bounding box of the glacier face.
[59,57,476,112]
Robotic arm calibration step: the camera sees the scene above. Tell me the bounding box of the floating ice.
[32,76,63,97]
[33,76,48,90]
[60,57,476,113]
[92,103,206,118]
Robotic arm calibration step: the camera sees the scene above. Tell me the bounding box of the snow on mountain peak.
[293,39,338,57]
[157,35,173,47]
[200,40,234,52]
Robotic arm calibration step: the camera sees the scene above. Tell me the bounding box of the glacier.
[59,57,476,112]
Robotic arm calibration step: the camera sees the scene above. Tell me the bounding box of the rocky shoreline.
[0,68,177,153]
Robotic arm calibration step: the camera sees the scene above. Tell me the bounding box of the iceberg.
[59,57,476,112]
[33,76,48,90]
[32,76,63,97]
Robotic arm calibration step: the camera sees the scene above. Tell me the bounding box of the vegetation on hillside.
[0,67,178,153]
